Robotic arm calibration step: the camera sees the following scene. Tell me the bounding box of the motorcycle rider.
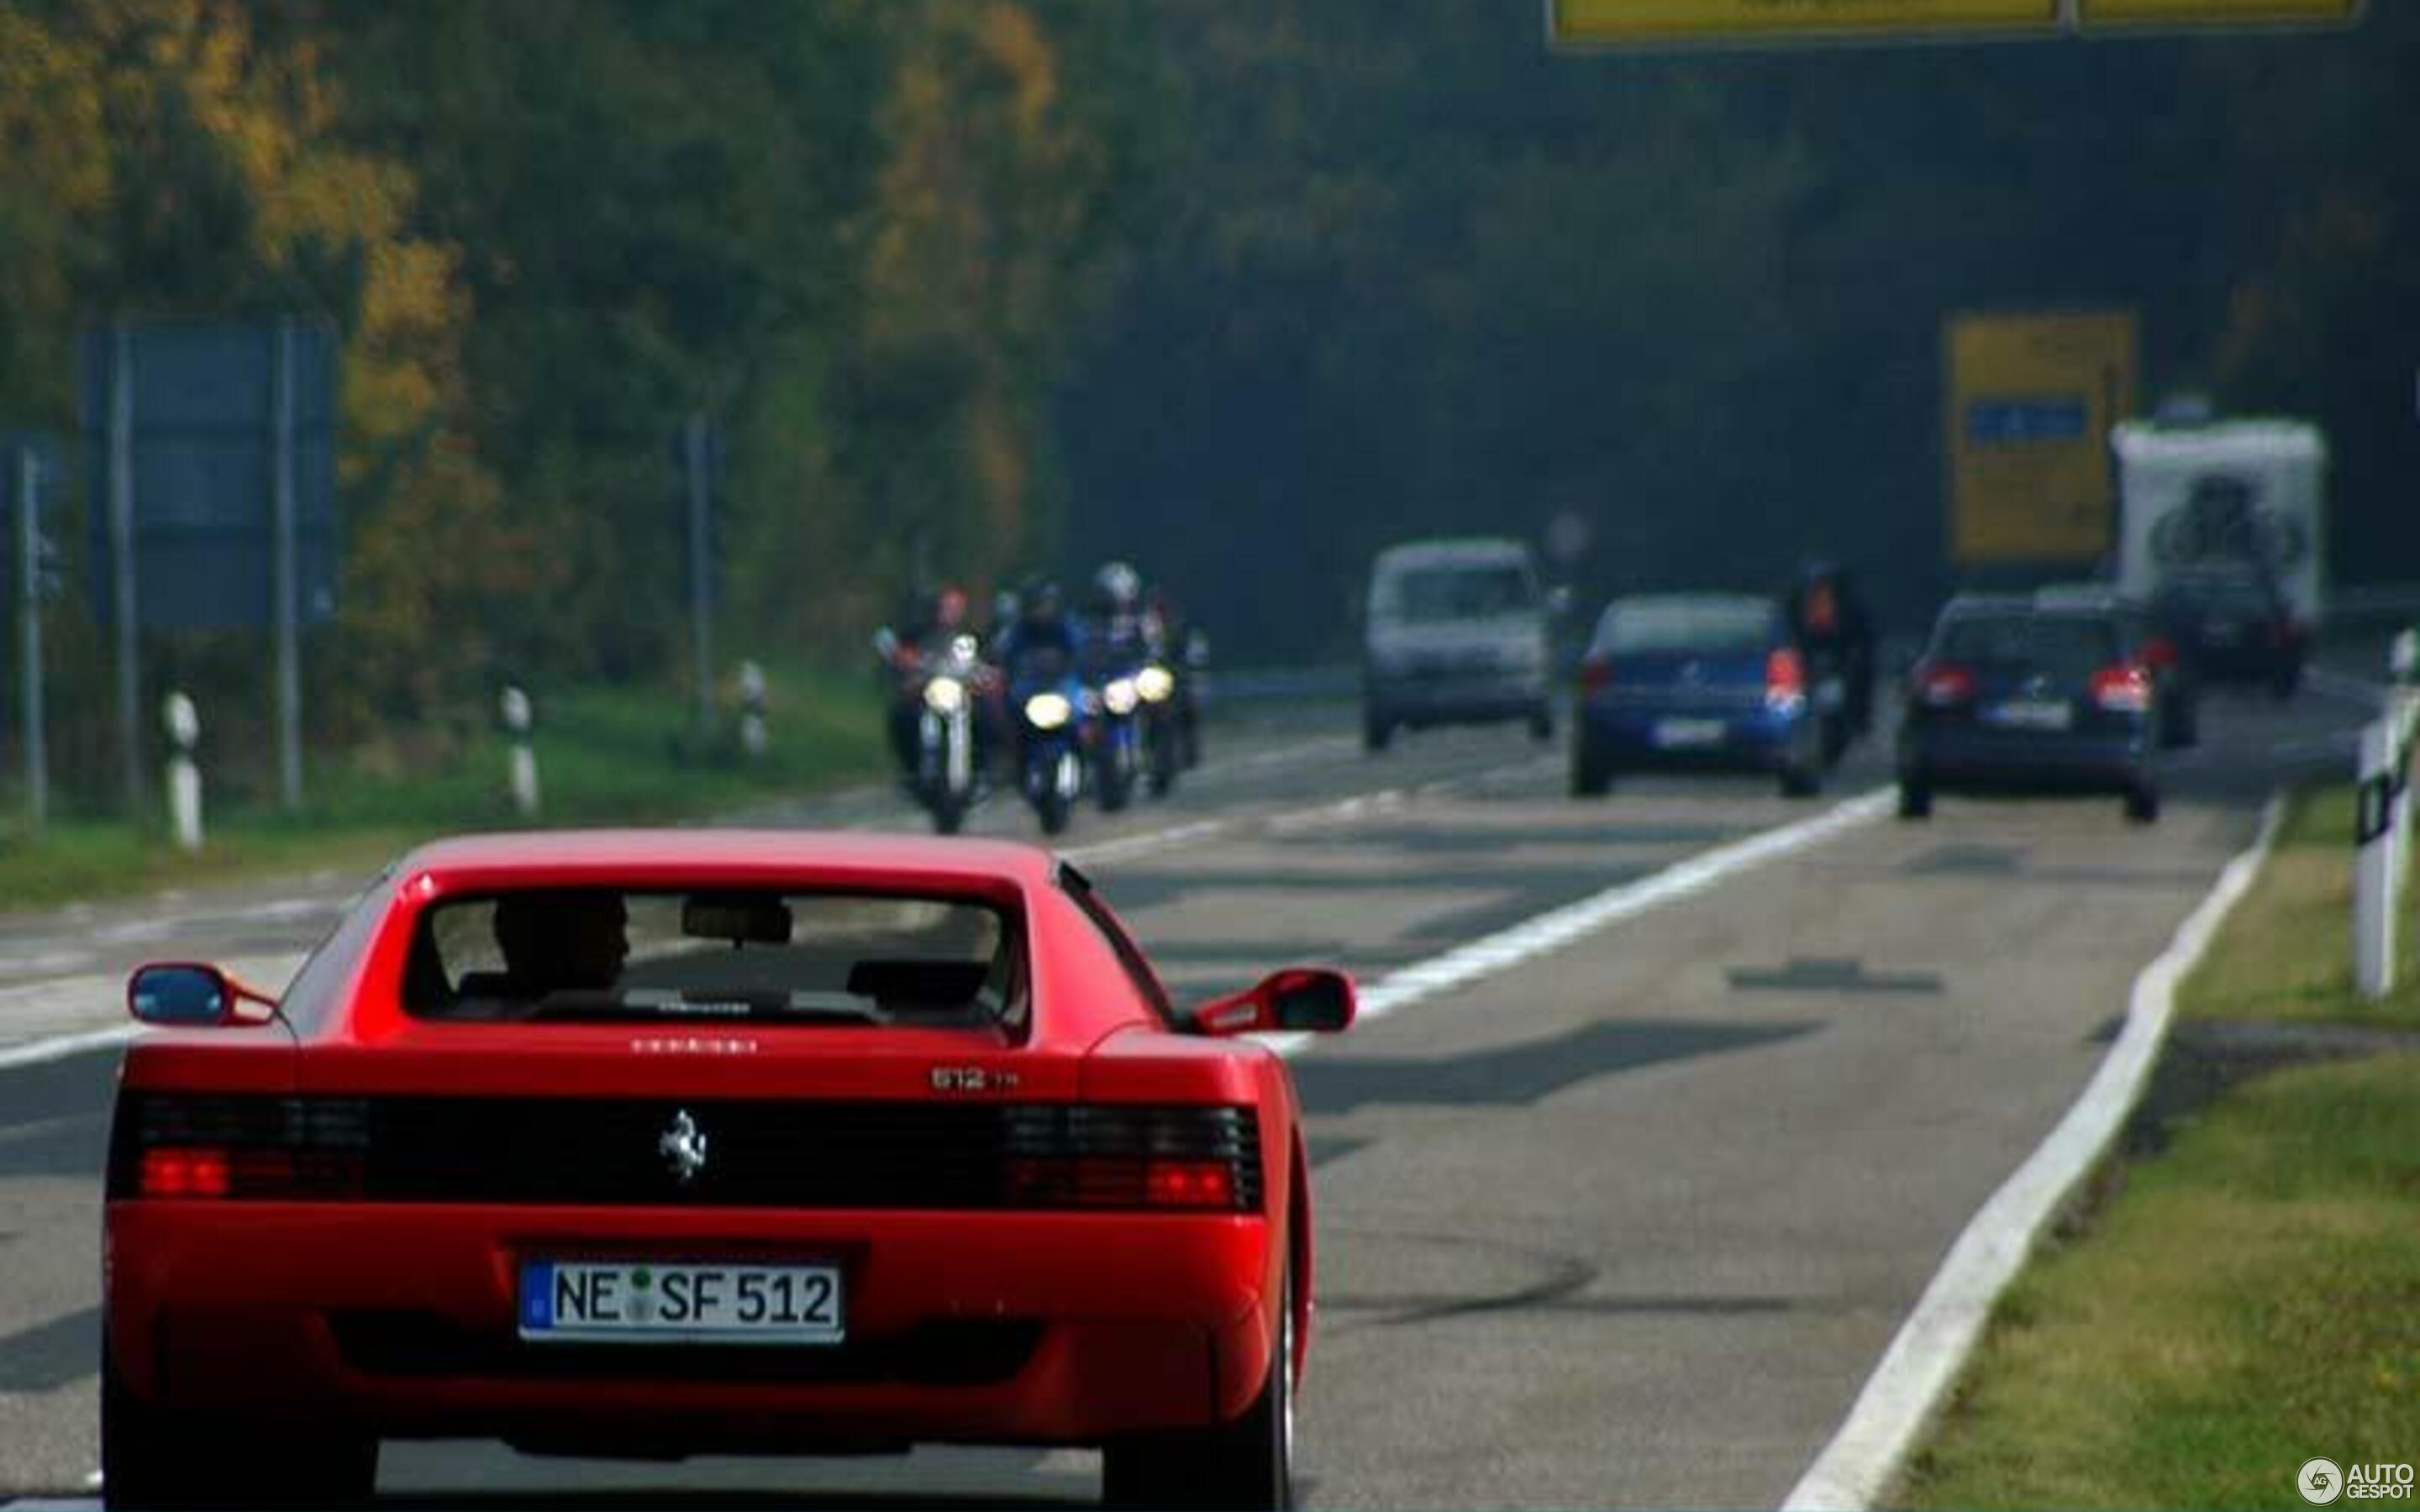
[995,578,1086,762]
[1786,559,1877,738]
[1145,582,1205,768]
[880,582,982,773]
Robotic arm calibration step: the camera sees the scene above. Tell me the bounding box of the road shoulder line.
[1779,793,2287,1512]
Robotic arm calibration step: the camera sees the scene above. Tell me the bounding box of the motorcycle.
[1089,656,1146,813]
[874,628,989,835]
[1133,658,1184,798]
[1007,649,1089,837]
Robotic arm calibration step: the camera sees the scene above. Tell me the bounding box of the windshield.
[408,890,1020,1030]
[1374,564,1538,623]
[1597,600,1776,655]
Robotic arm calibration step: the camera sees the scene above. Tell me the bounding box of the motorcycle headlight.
[923,676,966,715]
[1023,691,1072,730]
[1136,664,1176,703]
[1102,678,1140,716]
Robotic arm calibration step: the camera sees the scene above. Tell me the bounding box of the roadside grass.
[1896,1054,2420,1510]
[1897,782,2420,1509]
[0,663,886,909]
[2182,786,2420,1027]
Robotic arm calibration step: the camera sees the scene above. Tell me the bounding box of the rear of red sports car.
[101,832,1345,1509]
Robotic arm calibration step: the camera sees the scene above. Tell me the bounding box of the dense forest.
[0,0,2414,786]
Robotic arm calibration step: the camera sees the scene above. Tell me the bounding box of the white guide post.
[2354,717,2398,1000]
[501,685,540,819]
[162,691,203,856]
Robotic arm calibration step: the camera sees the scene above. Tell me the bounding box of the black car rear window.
[405,888,1024,1031]
[2156,577,2272,616]
[1936,612,2118,678]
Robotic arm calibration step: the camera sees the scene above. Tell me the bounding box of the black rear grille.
[111,1094,1261,1212]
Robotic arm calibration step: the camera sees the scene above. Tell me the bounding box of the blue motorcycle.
[1086,649,1147,814]
[1007,649,1088,837]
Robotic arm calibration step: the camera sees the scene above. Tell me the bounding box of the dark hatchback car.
[1898,596,2165,824]
[1571,593,1830,799]
[2149,565,2305,698]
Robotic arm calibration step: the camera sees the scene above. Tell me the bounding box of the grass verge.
[1897,782,2420,1510]
[2181,786,2420,1027]
[0,663,886,910]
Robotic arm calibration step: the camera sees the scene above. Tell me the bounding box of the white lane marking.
[1260,787,1896,1056]
[0,954,306,1070]
[1780,794,2286,1512]
[2307,666,2390,708]
[1063,820,1230,864]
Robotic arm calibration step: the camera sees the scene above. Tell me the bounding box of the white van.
[1361,538,1555,752]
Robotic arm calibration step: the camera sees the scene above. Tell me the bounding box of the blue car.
[1897,594,2162,824]
[1570,594,1832,799]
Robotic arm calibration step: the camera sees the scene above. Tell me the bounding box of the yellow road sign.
[1548,0,2056,45]
[2081,0,2359,24]
[1944,311,2139,566]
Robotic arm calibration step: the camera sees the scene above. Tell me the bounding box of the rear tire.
[1363,712,1393,753]
[1780,763,1822,799]
[1897,779,1933,820]
[2124,785,2161,825]
[104,1349,376,1509]
[1103,1268,1294,1510]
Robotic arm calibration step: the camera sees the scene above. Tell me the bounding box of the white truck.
[2109,417,2328,631]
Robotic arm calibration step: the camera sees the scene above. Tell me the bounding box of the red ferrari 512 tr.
[102,831,1353,1509]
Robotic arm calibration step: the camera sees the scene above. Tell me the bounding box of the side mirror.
[1186,967,1356,1037]
[127,963,276,1027]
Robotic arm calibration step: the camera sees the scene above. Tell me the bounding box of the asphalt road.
[0,680,2376,1507]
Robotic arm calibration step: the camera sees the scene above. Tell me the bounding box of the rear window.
[1373,562,1536,623]
[1596,599,1776,655]
[404,889,1023,1030]
[1935,612,2118,678]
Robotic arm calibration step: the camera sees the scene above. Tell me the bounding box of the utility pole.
[108,323,142,816]
[684,413,715,736]
[271,318,304,811]
[14,444,44,837]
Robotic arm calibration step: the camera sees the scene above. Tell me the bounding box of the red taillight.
[140,1147,231,1199]
[2142,636,2178,670]
[1765,648,1806,706]
[1917,662,1976,707]
[2092,664,2153,713]
[1577,655,1613,692]
[1144,1158,1238,1210]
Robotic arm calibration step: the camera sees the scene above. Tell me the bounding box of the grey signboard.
[80,322,339,629]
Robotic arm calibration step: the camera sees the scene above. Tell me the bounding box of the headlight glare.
[1023,692,1072,730]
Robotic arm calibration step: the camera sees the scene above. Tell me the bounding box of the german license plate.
[1984,699,2073,732]
[518,1260,844,1344]
[1652,718,1726,750]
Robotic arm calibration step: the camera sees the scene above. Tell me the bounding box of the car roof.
[1371,537,1533,571]
[1939,592,2123,623]
[389,829,1061,895]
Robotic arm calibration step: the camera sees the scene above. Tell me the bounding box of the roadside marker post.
[501,685,540,820]
[2353,717,2399,999]
[162,691,203,856]
[737,660,769,763]
[13,442,46,837]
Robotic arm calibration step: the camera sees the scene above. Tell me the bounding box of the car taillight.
[2142,636,2178,670]
[1000,1105,1260,1213]
[112,1094,369,1200]
[1917,662,1975,707]
[139,1147,231,1198]
[1576,655,1613,692]
[1765,648,1807,708]
[2091,664,2153,713]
